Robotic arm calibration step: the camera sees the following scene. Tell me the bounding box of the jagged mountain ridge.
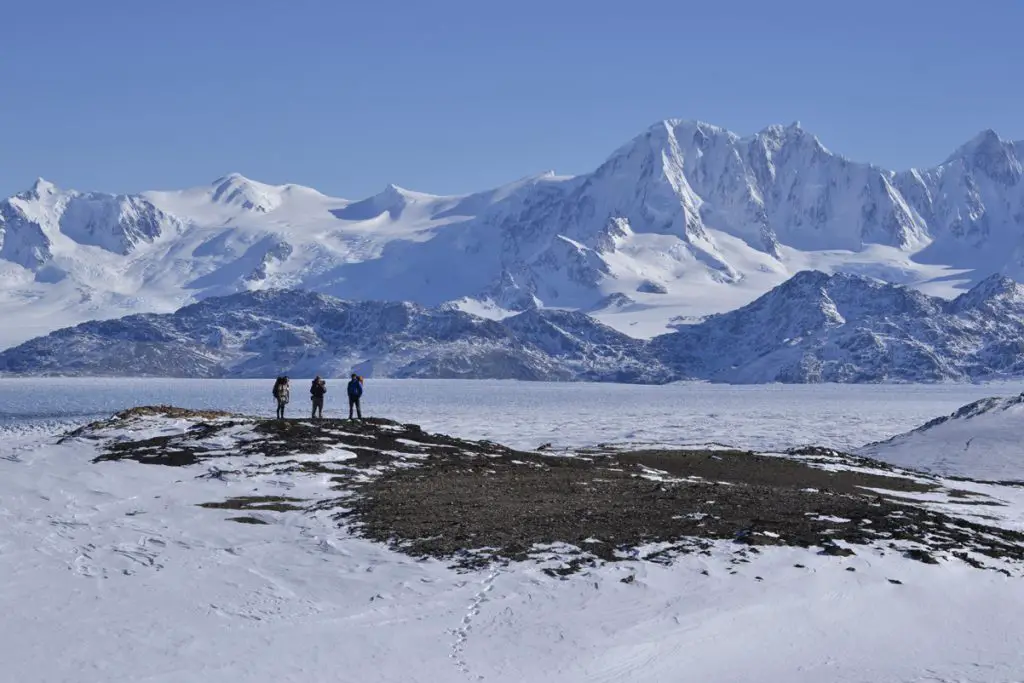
[4,270,1024,383]
[652,270,1024,383]
[0,179,183,266]
[5,121,1024,349]
[0,289,669,382]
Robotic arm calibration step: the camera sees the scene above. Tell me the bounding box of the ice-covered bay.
[3,378,1024,451]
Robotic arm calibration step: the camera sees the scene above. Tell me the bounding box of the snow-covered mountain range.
[653,271,1024,383]
[0,289,668,382]
[4,271,1024,383]
[5,120,1024,349]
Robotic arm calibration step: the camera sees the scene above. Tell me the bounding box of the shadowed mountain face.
[3,270,1024,384]
[652,271,1024,383]
[0,289,670,382]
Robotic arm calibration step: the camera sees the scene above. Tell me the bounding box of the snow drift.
[859,394,1024,480]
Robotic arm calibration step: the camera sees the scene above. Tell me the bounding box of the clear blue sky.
[3,0,1022,199]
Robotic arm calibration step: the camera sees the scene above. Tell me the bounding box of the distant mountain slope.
[5,121,1024,348]
[4,271,1024,384]
[652,271,1024,383]
[0,289,669,382]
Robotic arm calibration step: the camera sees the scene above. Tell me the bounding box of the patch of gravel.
[340,446,1024,572]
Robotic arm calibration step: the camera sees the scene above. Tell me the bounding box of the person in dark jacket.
[347,373,363,420]
[310,375,327,419]
[272,376,290,419]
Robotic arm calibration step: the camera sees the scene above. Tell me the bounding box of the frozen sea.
[3,378,1024,451]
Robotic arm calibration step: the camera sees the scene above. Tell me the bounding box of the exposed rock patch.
[75,407,1024,576]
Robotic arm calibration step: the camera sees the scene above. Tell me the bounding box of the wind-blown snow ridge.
[4,120,1024,349]
[858,393,1024,481]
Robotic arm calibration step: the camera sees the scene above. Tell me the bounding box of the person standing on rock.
[272,376,290,419]
[310,375,327,419]
[347,373,363,420]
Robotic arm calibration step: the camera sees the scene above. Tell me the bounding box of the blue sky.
[3,0,1021,199]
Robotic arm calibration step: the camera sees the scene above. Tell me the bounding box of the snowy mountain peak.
[948,273,1024,312]
[332,183,431,221]
[380,183,415,202]
[949,128,1003,158]
[753,120,812,142]
[774,121,829,154]
[773,270,939,318]
[8,178,63,206]
[748,270,834,308]
[746,270,893,305]
[970,272,1020,296]
[59,192,180,255]
[781,269,832,288]
[209,173,284,213]
[366,183,437,208]
[0,177,182,265]
[661,119,731,138]
[215,172,248,183]
[26,178,58,198]
[944,129,1022,183]
[650,269,1024,383]
[755,123,788,142]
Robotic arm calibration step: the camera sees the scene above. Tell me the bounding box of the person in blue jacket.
[347,373,364,420]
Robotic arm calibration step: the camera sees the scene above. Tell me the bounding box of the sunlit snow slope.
[860,393,1024,480]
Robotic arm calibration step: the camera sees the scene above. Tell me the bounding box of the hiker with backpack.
[310,375,327,419]
[347,373,364,420]
[272,376,290,419]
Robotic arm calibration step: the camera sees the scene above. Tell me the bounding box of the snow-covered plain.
[4,380,1024,683]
